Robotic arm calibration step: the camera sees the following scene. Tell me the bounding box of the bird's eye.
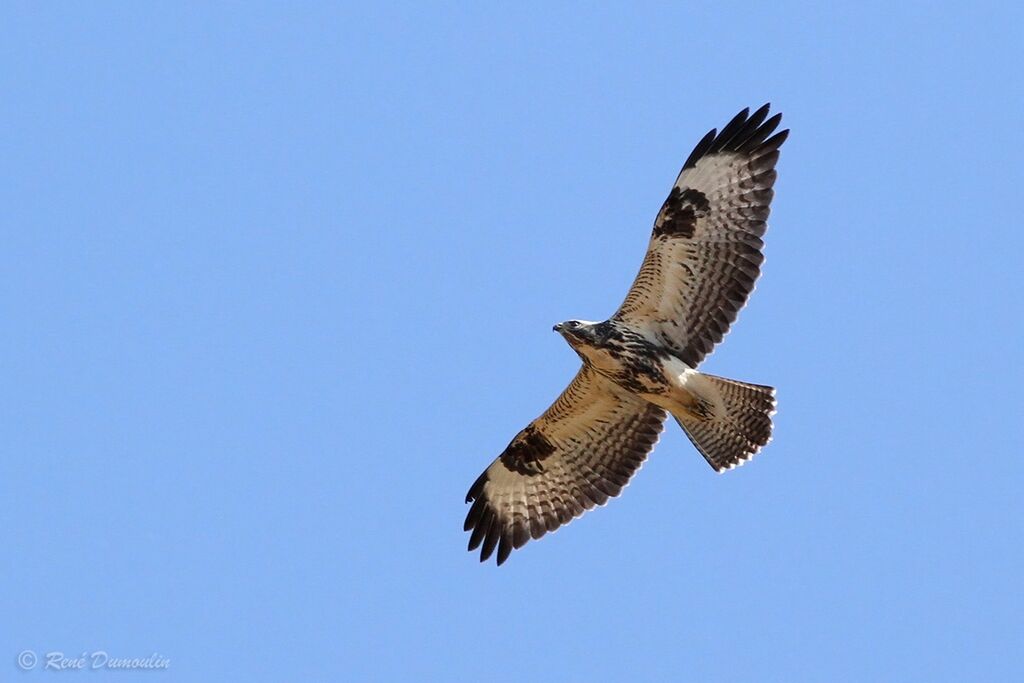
[569,321,580,328]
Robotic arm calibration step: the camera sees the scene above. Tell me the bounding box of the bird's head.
[553,320,602,348]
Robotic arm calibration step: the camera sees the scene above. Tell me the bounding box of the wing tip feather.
[684,104,787,171]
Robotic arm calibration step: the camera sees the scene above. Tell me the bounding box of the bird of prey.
[464,105,787,565]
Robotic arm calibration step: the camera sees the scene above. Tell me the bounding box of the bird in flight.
[464,105,788,565]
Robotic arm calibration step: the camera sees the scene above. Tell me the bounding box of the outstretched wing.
[464,367,665,565]
[614,104,788,367]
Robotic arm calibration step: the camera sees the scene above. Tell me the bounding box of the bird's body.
[555,320,705,420]
[556,320,674,397]
[465,105,788,565]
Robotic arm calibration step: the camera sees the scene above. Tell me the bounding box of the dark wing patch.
[464,367,666,566]
[614,104,788,367]
[497,425,556,476]
[653,187,711,239]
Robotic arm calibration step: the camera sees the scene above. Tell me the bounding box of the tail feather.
[673,373,776,472]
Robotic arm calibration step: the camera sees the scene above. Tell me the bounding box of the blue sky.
[3,2,1022,681]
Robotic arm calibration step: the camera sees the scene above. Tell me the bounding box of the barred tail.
[672,373,776,472]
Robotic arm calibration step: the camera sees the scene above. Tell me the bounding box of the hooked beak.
[553,323,563,333]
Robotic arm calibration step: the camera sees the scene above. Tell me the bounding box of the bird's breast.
[584,345,671,397]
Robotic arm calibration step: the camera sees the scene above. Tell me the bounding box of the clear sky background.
[3,3,1022,681]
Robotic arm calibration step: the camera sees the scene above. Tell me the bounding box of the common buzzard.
[465,105,787,565]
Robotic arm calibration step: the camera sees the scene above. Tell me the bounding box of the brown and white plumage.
[465,105,787,565]
[464,368,665,565]
[615,103,787,366]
